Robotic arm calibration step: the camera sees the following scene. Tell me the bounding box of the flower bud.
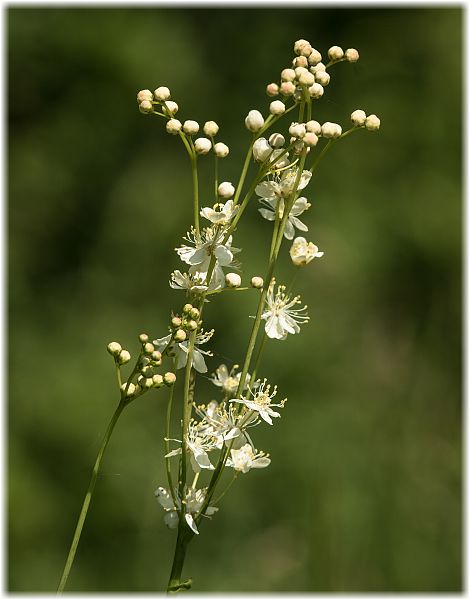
[139,100,153,114]
[151,350,162,364]
[252,137,272,162]
[174,329,187,342]
[308,49,322,65]
[141,365,153,378]
[245,110,264,132]
[154,86,171,101]
[310,62,326,73]
[281,68,296,82]
[183,120,199,135]
[328,46,344,61]
[194,137,212,154]
[294,66,309,79]
[345,48,359,63]
[107,342,122,357]
[315,70,330,86]
[144,342,155,354]
[266,83,279,96]
[269,132,285,148]
[171,316,182,328]
[225,272,241,288]
[321,122,342,138]
[163,100,179,115]
[218,181,235,199]
[143,377,154,389]
[250,276,264,289]
[117,350,131,364]
[306,120,321,134]
[203,120,219,136]
[186,320,198,331]
[183,304,193,314]
[289,236,324,266]
[166,118,182,134]
[289,122,306,139]
[365,114,381,131]
[163,372,177,386]
[121,382,136,397]
[213,142,229,157]
[298,70,315,86]
[351,109,367,126]
[189,307,200,320]
[269,100,285,116]
[303,132,319,147]
[308,83,324,99]
[137,89,153,103]
[139,333,149,343]
[292,55,308,68]
[294,39,312,56]
[280,81,296,96]
[152,374,164,388]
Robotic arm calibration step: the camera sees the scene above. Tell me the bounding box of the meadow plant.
[58,39,380,593]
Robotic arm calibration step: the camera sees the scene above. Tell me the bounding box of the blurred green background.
[8,6,462,593]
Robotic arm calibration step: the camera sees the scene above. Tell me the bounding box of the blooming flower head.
[195,399,249,449]
[226,443,271,473]
[210,364,250,397]
[155,486,218,534]
[200,200,238,226]
[153,328,214,373]
[169,270,209,293]
[289,236,324,266]
[261,278,309,340]
[231,378,286,425]
[165,418,218,472]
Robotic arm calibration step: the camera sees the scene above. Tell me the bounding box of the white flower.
[176,227,240,290]
[195,400,249,450]
[289,236,324,266]
[261,279,309,340]
[231,378,286,425]
[155,486,218,535]
[165,419,218,472]
[169,270,208,293]
[211,364,250,397]
[226,443,271,473]
[245,109,264,132]
[200,200,238,226]
[153,329,214,374]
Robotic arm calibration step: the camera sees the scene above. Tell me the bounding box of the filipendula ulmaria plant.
[57,39,380,593]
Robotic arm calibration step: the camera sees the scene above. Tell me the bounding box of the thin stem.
[190,155,200,235]
[167,526,193,593]
[165,360,178,508]
[212,473,239,505]
[57,401,126,593]
[250,333,267,385]
[309,128,360,175]
[233,136,255,206]
[213,152,219,202]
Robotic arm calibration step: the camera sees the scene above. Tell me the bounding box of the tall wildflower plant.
[58,39,380,593]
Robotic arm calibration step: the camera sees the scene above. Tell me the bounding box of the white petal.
[192,348,208,373]
[195,450,215,470]
[164,511,179,529]
[259,410,273,425]
[214,244,233,266]
[264,315,284,340]
[252,457,271,469]
[205,506,219,516]
[155,486,175,510]
[283,220,295,240]
[164,449,182,458]
[258,208,276,221]
[185,513,199,535]
[290,216,308,232]
[188,247,208,266]
[255,181,277,198]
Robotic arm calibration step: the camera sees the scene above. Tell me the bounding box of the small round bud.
[141,365,153,377]
[139,333,149,343]
[250,276,264,289]
[280,81,296,96]
[213,142,229,157]
[321,122,342,138]
[281,68,296,82]
[266,83,279,96]
[345,48,359,63]
[183,303,193,314]
[194,137,212,154]
[294,66,309,79]
[225,272,241,288]
[252,137,272,162]
[143,377,154,389]
[328,46,344,61]
[306,120,322,134]
[189,307,200,320]
[203,120,219,136]
[294,39,312,56]
[310,62,326,73]
[107,342,122,357]
[308,83,324,99]
[292,55,308,68]
[269,132,285,148]
[144,342,155,354]
[245,110,265,133]
[171,316,182,329]
[118,350,131,364]
[218,181,235,199]
[163,372,177,386]
[183,120,199,135]
[289,122,306,139]
[365,114,381,131]
[269,100,286,116]
[139,100,153,114]
[137,89,153,103]
[121,382,136,397]
[174,329,187,342]
[154,86,171,101]
[166,118,182,134]
[303,132,319,147]
[315,70,330,86]
[351,109,367,126]
[163,100,178,115]
[298,70,315,86]
[186,320,198,331]
[308,49,322,65]
[152,374,164,387]
[151,350,162,363]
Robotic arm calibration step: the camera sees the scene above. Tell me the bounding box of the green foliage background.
[8,6,462,593]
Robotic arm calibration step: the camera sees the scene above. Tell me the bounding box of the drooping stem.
[57,401,126,593]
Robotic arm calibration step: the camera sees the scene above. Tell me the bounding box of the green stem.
[57,401,126,593]
[190,155,200,235]
[233,137,255,206]
[167,526,194,593]
[165,361,178,508]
